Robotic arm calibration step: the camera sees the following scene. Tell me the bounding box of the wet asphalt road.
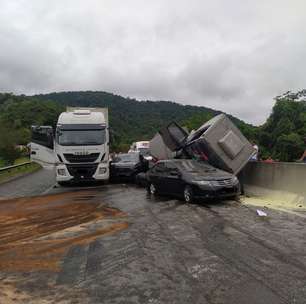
[0,167,56,198]
[0,182,306,304]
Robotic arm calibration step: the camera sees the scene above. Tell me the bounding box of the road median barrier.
[241,161,306,210]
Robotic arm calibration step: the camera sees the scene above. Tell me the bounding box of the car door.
[30,126,56,168]
[149,162,167,193]
[164,162,184,196]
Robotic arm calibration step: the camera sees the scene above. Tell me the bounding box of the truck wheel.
[184,185,194,203]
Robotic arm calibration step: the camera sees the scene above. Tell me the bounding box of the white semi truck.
[30,107,109,184]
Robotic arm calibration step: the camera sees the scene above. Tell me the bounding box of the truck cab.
[31,108,109,184]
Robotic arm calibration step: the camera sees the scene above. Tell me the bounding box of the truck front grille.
[66,164,98,179]
[64,153,99,163]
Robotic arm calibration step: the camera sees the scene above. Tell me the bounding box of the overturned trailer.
[149,114,255,175]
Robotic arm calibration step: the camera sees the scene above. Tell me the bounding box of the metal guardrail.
[0,161,32,172]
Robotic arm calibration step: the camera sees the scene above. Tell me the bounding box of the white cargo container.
[129,141,152,160]
[185,114,255,174]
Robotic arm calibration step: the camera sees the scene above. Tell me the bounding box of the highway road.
[0,180,306,303]
[0,167,56,199]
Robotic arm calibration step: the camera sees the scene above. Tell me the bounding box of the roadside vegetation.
[257,92,306,161]
[0,90,305,165]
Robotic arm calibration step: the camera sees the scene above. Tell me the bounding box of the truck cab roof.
[57,109,106,125]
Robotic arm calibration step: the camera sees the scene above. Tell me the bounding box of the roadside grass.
[14,157,31,165]
[0,161,41,184]
[0,159,6,167]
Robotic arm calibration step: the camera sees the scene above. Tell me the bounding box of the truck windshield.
[57,129,106,146]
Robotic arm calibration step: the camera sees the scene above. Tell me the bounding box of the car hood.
[184,168,234,181]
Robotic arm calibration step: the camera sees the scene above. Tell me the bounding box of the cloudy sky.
[0,0,305,124]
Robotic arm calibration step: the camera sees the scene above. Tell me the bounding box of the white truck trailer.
[128,141,152,160]
[30,107,109,184]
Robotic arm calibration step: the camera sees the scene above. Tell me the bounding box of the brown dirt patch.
[0,190,128,272]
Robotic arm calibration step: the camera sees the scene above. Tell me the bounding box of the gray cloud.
[1,0,306,124]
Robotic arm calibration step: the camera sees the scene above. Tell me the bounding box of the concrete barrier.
[241,161,306,208]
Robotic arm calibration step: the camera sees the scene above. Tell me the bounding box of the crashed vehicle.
[146,114,255,200]
[110,153,149,181]
[147,159,240,202]
[149,114,255,175]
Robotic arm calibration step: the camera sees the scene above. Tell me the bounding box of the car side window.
[165,162,178,174]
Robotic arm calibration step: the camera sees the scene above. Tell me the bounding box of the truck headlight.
[57,168,66,176]
[99,167,107,174]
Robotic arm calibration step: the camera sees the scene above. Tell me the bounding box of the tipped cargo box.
[185,114,255,175]
[149,132,176,160]
[150,114,255,175]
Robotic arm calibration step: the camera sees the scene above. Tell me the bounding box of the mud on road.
[0,184,306,304]
[0,190,128,272]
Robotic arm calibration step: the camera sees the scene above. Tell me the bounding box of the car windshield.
[57,129,106,146]
[113,154,139,163]
[177,160,216,173]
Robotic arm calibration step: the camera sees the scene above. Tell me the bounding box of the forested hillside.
[0,90,305,165]
[0,93,64,164]
[37,91,223,150]
[36,91,256,150]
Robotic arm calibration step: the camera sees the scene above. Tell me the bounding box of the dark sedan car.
[146,159,240,202]
[110,153,149,181]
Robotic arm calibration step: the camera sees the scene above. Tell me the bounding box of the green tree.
[275,133,304,162]
[0,126,21,165]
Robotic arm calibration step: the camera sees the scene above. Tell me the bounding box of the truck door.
[30,126,56,168]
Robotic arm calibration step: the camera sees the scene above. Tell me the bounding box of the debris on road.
[256,209,267,217]
[0,184,306,303]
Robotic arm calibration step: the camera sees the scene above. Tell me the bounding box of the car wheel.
[148,183,157,195]
[184,185,193,203]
